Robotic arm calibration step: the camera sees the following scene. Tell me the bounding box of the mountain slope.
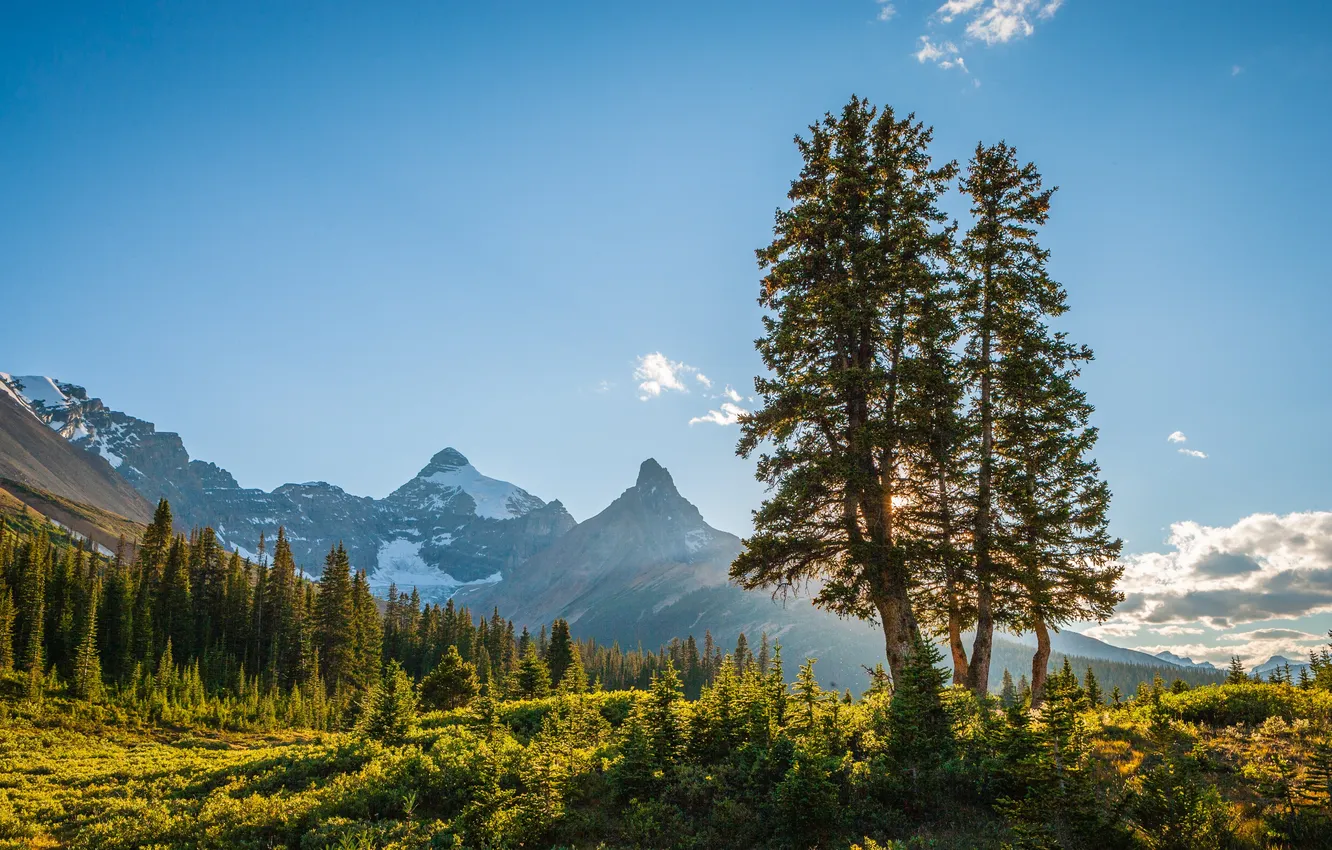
[0,375,153,526]
[461,459,900,689]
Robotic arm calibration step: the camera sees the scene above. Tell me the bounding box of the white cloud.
[1082,622,1140,639]
[919,0,1062,72]
[594,380,613,393]
[695,373,712,389]
[723,385,743,403]
[937,0,985,22]
[1109,511,1332,634]
[1168,431,1188,443]
[915,37,967,72]
[689,402,749,427]
[1152,626,1205,636]
[1232,64,1244,76]
[634,353,704,400]
[1178,448,1208,459]
[877,0,897,21]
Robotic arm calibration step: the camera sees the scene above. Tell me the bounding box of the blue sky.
[2,1,1330,665]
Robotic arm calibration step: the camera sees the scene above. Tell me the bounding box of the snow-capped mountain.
[0,373,573,594]
[1154,651,1220,670]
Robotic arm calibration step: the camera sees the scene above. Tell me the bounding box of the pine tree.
[315,544,355,692]
[98,552,134,682]
[357,660,417,744]
[15,529,50,675]
[514,641,551,699]
[546,618,577,686]
[72,587,102,701]
[958,141,1122,698]
[1084,666,1102,707]
[733,96,958,682]
[0,588,14,673]
[157,536,192,657]
[792,658,829,735]
[420,645,479,711]
[350,569,382,690]
[885,633,954,800]
[1000,668,1018,708]
[1226,655,1247,685]
[646,661,684,766]
[557,640,587,694]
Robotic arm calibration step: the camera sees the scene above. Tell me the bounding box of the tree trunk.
[1030,616,1051,710]
[876,583,919,684]
[966,265,996,698]
[948,614,968,686]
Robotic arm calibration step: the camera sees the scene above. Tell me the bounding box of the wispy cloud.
[723,385,743,403]
[915,36,968,72]
[634,353,705,400]
[912,0,1062,76]
[1178,448,1208,459]
[689,402,749,427]
[876,0,897,21]
[1168,431,1188,443]
[695,373,712,389]
[1232,64,1244,76]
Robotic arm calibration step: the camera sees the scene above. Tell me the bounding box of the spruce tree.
[957,142,1122,699]
[734,96,959,682]
[1226,655,1247,685]
[546,618,577,686]
[0,588,14,673]
[1000,668,1018,708]
[1084,666,1102,707]
[646,661,684,766]
[98,552,134,682]
[315,544,355,692]
[420,645,479,710]
[15,529,49,675]
[557,640,587,694]
[357,660,417,744]
[514,641,551,699]
[157,536,192,658]
[886,634,954,802]
[72,588,102,701]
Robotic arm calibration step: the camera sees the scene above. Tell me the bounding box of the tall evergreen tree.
[956,142,1120,697]
[315,544,355,692]
[733,97,958,681]
[15,529,50,674]
[546,618,577,686]
[72,583,102,701]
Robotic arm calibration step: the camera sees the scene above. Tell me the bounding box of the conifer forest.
[2,98,1330,849]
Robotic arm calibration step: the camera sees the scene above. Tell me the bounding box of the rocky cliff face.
[0,374,573,594]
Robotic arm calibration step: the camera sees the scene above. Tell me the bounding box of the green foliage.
[1124,755,1235,849]
[420,644,479,711]
[356,660,417,745]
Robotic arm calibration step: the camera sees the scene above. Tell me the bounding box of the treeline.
[0,499,795,726]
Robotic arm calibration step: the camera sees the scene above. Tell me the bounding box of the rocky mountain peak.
[635,457,675,491]
[422,447,470,474]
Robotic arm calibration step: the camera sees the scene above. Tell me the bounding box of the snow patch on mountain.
[370,537,502,601]
[685,528,711,554]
